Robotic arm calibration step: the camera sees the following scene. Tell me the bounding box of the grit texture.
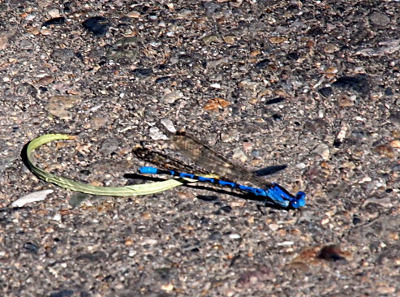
[0,1,399,296]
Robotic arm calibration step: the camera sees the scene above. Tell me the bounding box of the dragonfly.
[137,131,306,209]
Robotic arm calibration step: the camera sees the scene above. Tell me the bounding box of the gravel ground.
[1,1,400,296]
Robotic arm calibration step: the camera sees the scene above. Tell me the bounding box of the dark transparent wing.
[170,133,273,188]
[133,145,208,174]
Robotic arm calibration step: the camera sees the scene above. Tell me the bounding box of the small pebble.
[269,224,279,231]
[210,83,220,89]
[338,95,354,107]
[255,59,270,69]
[140,238,158,245]
[51,213,62,222]
[47,9,60,18]
[238,80,260,91]
[377,286,396,294]
[162,90,184,104]
[202,34,222,45]
[369,12,390,26]
[23,242,39,254]
[341,162,356,169]
[206,57,228,68]
[222,35,235,44]
[149,127,168,140]
[390,140,400,148]
[45,95,81,119]
[126,11,141,18]
[323,43,339,54]
[161,284,174,292]
[313,143,330,160]
[242,142,252,151]
[160,118,177,133]
[326,67,338,74]
[176,9,193,19]
[99,137,121,155]
[269,36,287,44]
[36,75,54,86]
[232,148,247,163]
[51,48,75,62]
[124,239,134,246]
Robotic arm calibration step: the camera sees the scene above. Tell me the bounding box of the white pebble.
[149,127,168,140]
[10,189,53,207]
[210,83,221,89]
[312,143,330,160]
[47,9,60,18]
[51,212,62,222]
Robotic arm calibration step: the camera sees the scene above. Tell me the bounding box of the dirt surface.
[1,1,400,296]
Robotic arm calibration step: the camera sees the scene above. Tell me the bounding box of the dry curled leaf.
[204,98,230,111]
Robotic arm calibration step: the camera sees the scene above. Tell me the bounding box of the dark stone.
[318,86,333,98]
[317,245,346,262]
[82,16,111,36]
[39,86,48,93]
[79,169,91,176]
[265,97,285,105]
[253,165,287,176]
[42,17,66,27]
[75,52,84,61]
[384,87,394,96]
[197,195,218,202]
[332,74,369,95]
[63,2,72,13]
[199,217,210,225]
[76,250,107,262]
[272,114,282,121]
[352,215,362,225]
[49,289,74,297]
[208,231,222,241]
[220,205,232,213]
[23,242,38,253]
[307,26,323,36]
[155,64,168,70]
[287,52,299,60]
[333,139,342,148]
[155,76,171,83]
[132,68,153,78]
[255,58,270,68]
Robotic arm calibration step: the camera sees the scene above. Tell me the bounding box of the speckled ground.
[0,1,400,296]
